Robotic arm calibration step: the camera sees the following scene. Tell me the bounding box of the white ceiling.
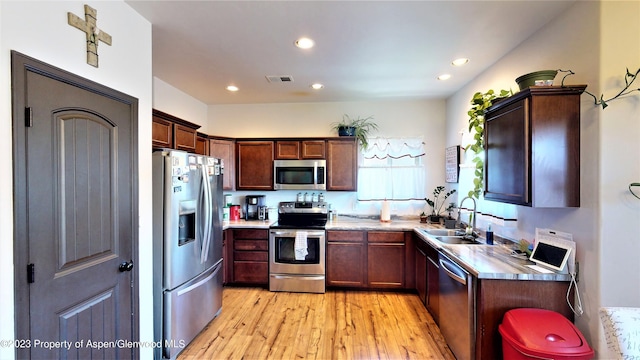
[125,0,576,105]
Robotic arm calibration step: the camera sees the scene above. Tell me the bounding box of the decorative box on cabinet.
[236,141,274,190]
[326,139,357,191]
[483,86,586,207]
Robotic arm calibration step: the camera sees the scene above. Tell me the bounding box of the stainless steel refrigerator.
[152,149,223,360]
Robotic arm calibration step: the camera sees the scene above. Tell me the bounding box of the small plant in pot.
[331,114,378,150]
[419,212,428,223]
[425,186,456,223]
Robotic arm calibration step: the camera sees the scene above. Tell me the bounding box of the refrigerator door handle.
[200,164,212,264]
[176,263,221,296]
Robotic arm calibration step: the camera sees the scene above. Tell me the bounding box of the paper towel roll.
[381,200,391,222]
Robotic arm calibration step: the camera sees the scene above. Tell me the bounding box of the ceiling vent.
[266,75,294,83]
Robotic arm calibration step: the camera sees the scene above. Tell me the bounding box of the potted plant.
[466,89,511,199]
[425,186,456,223]
[443,202,457,229]
[331,114,378,150]
[419,212,428,223]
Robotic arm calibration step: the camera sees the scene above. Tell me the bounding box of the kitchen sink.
[435,235,482,245]
[421,228,460,236]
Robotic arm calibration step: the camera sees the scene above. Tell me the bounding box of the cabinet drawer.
[368,231,405,243]
[233,229,269,240]
[234,240,268,251]
[234,251,268,262]
[327,230,365,242]
[233,262,268,284]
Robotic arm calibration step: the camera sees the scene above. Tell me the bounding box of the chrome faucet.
[456,196,477,238]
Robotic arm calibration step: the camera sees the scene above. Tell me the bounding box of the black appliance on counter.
[269,201,328,293]
[245,195,266,220]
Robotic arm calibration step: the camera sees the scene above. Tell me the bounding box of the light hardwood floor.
[178,287,455,360]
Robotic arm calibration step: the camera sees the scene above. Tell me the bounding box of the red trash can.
[499,308,594,360]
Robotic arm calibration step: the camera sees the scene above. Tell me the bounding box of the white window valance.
[362,137,425,160]
[358,137,426,201]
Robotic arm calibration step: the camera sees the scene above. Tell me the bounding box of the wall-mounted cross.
[68,4,112,67]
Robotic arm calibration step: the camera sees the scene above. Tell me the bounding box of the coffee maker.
[245,195,266,220]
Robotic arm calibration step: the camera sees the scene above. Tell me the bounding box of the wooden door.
[12,52,138,359]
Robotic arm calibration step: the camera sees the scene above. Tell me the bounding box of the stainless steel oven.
[269,201,328,293]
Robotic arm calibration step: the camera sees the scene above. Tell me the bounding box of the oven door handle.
[272,275,325,280]
[270,230,325,237]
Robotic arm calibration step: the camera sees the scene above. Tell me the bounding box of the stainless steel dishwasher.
[438,251,476,360]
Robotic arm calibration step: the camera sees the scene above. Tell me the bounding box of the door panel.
[12,51,138,359]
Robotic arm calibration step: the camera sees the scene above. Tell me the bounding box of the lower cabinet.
[414,234,439,324]
[229,228,269,285]
[475,279,572,360]
[326,230,410,290]
[326,230,366,287]
[367,231,405,288]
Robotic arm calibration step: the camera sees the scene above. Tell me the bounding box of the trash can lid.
[499,308,594,357]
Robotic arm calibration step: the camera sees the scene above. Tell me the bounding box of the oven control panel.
[278,201,328,214]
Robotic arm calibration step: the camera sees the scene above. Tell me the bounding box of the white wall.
[446,1,640,357]
[0,1,154,359]
[153,77,208,127]
[208,99,448,217]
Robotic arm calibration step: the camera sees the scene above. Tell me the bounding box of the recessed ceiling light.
[310,83,324,90]
[452,58,469,66]
[437,74,452,81]
[295,37,315,49]
[226,85,239,92]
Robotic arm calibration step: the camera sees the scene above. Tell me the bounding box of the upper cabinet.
[210,138,236,191]
[275,140,326,160]
[236,141,274,190]
[484,86,586,207]
[152,109,201,153]
[327,139,358,191]
[195,132,209,155]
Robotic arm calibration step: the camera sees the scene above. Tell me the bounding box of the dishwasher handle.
[439,257,467,285]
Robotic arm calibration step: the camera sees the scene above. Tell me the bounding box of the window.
[357,137,425,201]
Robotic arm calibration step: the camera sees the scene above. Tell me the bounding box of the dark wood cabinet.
[484,86,586,207]
[275,141,300,159]
[415,242,427,304]
[236,141,274,190]
[475,279,572,360]
[152,115,173,149]
[301,140,326,159]
[327,230,413,290]
[230,229,269,285]
[425,243,439,324]
[326,230,366,287]
[275,140,326,159]
[195,132,209,155]
[414,235,439,324]
[367,231,405,289]
[210,138,236,190]
[151,109,201,152]
[326,139,358,191]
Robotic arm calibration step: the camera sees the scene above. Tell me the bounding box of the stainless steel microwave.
[274,159,326,190]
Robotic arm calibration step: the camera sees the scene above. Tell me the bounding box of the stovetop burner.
[271,201,328,229]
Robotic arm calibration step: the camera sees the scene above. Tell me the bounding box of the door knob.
[118,261,134,272]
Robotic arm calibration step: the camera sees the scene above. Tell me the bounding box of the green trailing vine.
[559,68,640,109]
[466,89,512,199]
